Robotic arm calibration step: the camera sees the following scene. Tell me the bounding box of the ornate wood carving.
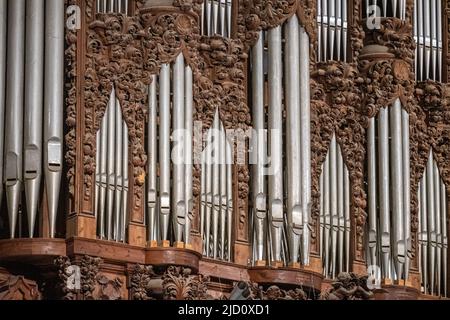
[129,264,156,300]
[55,255,102,300]
[311,62,366,260]
[96,275,123,300]
[0,276,41,300]
[319,272,374,300]
[162,266,211,300]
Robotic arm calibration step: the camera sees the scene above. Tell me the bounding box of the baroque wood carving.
[311,62,366,260]
[129,264,156,300]
[319,272,374,300]
[162,266,211,300]
[0,276,41,300]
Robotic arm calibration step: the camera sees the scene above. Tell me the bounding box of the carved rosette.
[162,266,211,300]
[311,62,366,259]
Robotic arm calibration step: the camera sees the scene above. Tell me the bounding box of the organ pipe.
[5,0,25,238]
[106,91,116,240]
[0,0,6,213]
[114,97,123,241]
[268,26,284,264]
[24,0,44,237]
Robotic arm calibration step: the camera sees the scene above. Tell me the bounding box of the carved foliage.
[0,276,41,300]
[129,264,156,300]
[96,275,123,300]
[162,266,211,300]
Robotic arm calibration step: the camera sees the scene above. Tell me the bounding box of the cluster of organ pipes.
[319,135,351,279]
[413,0,443,82]
[367,99,411,281]
[249,15,311,267]
[95,90,129,242]
[201,0,232,37]
[96,0,129,14]
[0,0,64,239]
[317,0,349,62]
[147,54,194,245]
[364,0,407,18]
[201,110,234,261]
[418,152,448,297]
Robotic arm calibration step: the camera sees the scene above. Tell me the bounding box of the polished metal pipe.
[300,26,312,265]
[423,0,430,79]
[0,0,6,211]
[268,26,284,264]
[402,110,411,279]
[226,139,233,262]
[344,165,351,271]
[24,0,44,238]
[98,109,108,239]
[159,64,171,241]
[114,97,123,241]
[430,0,436,80]
[368,117,377,266]
[44,0,65,238]
[106,90,116,240]
[323,151,330,276]
[437,0,442,81]
[378,107,391,278]
[147,77,157,242]
[173,54,186,243]
[317,0,322,61]
[337,143,345,273]
[285,16,302,265]
[330,135,338,278]
[390,99,405,279]
[252,33,267,262]
[185,65,194,245]
[121,121,129,242]
[441,181,447,296]
[434,162,441,295]
[322,0,328,61]
[420,175,428,293]
[95,131,101,221]
[204,127,213,257]
[335,0,341,61]
[329,0,335,60]
[5,0,25,238]
[320,164,325,259]
[212,110,220,258]
[219,123,227,260]
[426,151,436,294]
[342,0,347,62]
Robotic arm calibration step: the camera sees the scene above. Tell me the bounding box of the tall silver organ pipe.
[4,0,25,238]
[0,0,6,212]
[96,0,128,14]
[320,134,351,278]
[201,110,233,260]
[414,0,443,82]
[249,16,312,268]
[146,54,194,246]
[364,0,406,19]
[24,0,44,238]
[251,32,267,263]
[95,90,129,242]
[1,0,65,238]
[419,151,448,297]
[317,0,349,62]
[201,0,232,37]
[367,100,410,281]
[268,26,284,264]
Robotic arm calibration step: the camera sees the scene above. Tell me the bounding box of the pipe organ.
[201,0,232,37]
[366,99,411,281]
[201,110,234,261]
[249,14,311,267]
[413,0,443,81]
[146,54,194,247]
[418,152,448,297]
[0,0,450,301]
[0,0,64,239]
[317,0,349,62]
[95,90,129,242]
[96,0,129,14]
[320,134,351,279]
[364,0,407,18]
